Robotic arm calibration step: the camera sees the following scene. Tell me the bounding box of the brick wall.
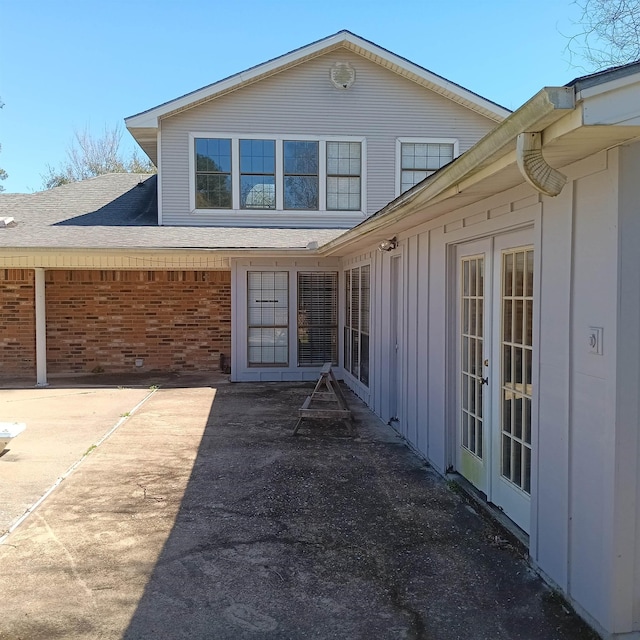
[0,269,36,378]
[45,270,231,375]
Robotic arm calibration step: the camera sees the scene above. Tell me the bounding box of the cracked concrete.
[0,375,598,639]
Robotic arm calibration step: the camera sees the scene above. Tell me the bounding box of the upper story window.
[327,142,361,211]
[191,134,364,214]
[284,141,319,210]
[397,138,459,195]
[195,138,232,208]
[240,139,276,209]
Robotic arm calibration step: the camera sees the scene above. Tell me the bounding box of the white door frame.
[448,227,537,534]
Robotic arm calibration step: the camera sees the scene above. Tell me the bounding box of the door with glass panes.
[456,230,534,533]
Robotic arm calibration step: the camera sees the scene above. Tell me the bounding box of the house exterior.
[2,30,640,639]
[0,31,505,384]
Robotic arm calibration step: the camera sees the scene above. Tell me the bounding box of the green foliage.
[41,124,156,190]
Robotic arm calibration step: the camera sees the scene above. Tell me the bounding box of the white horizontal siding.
[160,49,497,226]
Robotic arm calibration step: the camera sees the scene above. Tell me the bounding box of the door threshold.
[445,472,529,551]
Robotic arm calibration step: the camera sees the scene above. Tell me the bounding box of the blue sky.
[1,0,590,193]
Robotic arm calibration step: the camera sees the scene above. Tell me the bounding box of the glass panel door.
[489,232,535,534]
[455,231,535,534]
[500,248,534,494]
[461,255,484,459]
[456,240,491,494]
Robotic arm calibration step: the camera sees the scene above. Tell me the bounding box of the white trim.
[188,132,367,222]
[232,261,341,381]
[395,137,460,197]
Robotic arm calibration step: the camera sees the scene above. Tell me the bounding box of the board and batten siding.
[159,49,498,226]
[340,146,640,637]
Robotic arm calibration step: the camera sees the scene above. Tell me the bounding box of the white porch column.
[34,268,48,387]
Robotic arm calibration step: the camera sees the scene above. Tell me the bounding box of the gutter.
[318,86,575,256]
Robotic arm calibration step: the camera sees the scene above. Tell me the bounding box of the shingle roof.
[0,174,345,250]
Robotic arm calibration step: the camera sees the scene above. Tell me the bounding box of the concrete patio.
[0,374,597,639]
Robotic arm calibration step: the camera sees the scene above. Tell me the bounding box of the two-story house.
[4,30,640,639]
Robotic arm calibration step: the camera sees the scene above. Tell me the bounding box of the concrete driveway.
[0,375,597,640]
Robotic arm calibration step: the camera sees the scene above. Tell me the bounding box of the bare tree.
[568,0,640,69]
[41,124,156,190]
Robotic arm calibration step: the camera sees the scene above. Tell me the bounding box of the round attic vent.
[330,62,355,89]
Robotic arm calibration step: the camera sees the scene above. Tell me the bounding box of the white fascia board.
[580,76,640,125]
[125,30,509,130]
[577,70,640,100]
[0,246,323,270]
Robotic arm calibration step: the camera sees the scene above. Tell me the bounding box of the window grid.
[344,264,370,386]
[460,256,484,459]
[284,140,319,210]
[240,139,276,209]
[501,248,534,494]
[195,138,232,209]
[400,142,454,194]
[247,271,289,366]
[327,142,361,211]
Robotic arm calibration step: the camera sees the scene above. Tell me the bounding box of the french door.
[455,231,534,533]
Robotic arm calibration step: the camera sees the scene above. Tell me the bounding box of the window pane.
[240,140,275,210]
[248,271,289,365]
[327,176,361,211]
[360,265,370,335]
[284,141,318,175]
[284,176,318,210]
[195,138,231,173]
[400,142,454,193]
[401,170,429,193]
[240,139,275,174]
[196,174,231,209]
[360,333,369,385]
[327,142,361,175]
[241,176,275,209]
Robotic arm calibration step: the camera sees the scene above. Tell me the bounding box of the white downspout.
[34,268,48,387]
[516,131,567,197]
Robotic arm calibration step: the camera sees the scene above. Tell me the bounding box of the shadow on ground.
[121,382,597,640]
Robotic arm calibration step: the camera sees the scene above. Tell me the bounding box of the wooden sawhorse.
[293,363,353,436]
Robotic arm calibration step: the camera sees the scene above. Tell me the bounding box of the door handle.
[478,376,489,385]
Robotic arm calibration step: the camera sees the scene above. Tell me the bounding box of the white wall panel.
[614,143,640,634]
[567,166,618,631]
[534,183,573,590]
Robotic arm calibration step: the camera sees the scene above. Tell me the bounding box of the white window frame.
[247,270,290,367]
[395,137,459,197]
[189,132,367,220]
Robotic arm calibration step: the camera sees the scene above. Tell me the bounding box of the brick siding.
[0,269,36,378]
[44,270,231,375]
